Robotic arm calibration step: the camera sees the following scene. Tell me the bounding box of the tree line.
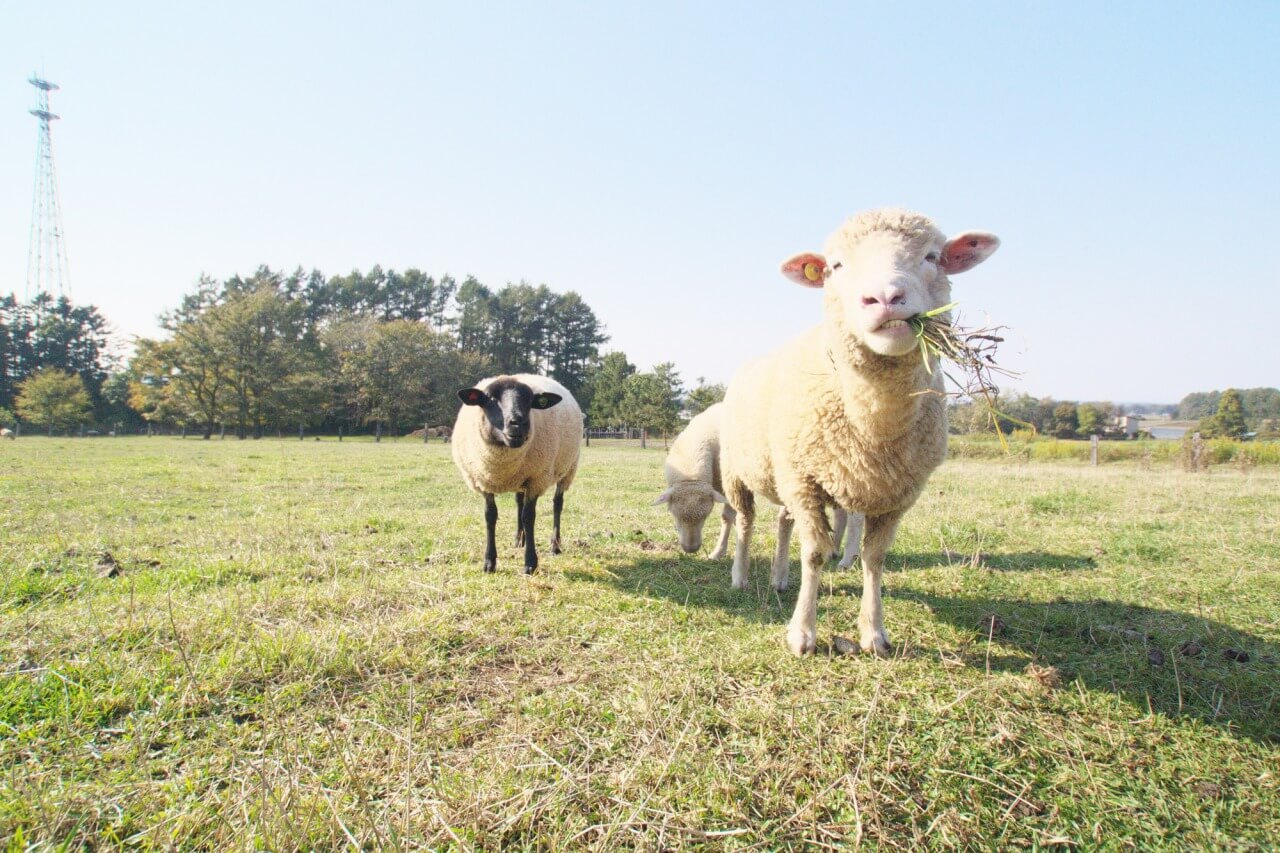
[0,268,725,439]
[1,275,1271,442]
[950,387,1279,440]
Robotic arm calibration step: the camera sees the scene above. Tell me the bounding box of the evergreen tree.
[585,352,635,429]
[685,378,726,417]
[621,363,682,437]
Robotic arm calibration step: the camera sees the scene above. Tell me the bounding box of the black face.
[457,378,562,449]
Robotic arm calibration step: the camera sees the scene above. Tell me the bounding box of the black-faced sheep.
[452,374,583,574]
[720,208,1000,656]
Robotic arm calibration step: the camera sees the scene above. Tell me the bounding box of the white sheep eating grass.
[452,374,583,574]
[656,403,864,567]
[654,403,735,557]
[720,208,1000,656]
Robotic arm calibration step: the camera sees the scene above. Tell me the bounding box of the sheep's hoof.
[860,628,892,658]
[786,623,817,657]
[483,560,497,573]
[838,554,859,570]
[771,580,789,593]
[550,538,562,555]
[523,564,537,575]
[707,546,727,559]
[730,576,749,591]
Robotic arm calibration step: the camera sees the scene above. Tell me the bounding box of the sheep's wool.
[663,403,725,498]
[451,374,583,499]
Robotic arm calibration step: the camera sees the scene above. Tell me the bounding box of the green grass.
[1,437,1277,849]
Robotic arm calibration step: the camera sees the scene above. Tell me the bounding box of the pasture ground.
[1,437,1277,849]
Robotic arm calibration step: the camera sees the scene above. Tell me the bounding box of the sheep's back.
[664,403,723,492]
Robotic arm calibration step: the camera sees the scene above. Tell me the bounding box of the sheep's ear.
[531,392,562,410]
[940,232,1000,274]
[457,388,489,406]
[652,488,673,505]
[711,489,728,504]
[780,253,828,288]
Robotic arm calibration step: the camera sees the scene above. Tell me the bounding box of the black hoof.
[483,560,496,573]
[523,565,537,575]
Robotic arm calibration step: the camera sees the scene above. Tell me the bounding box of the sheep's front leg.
[858,511,902,657]
[839,511,863,570]
[728,483,754,590]
[514,492,526,547]
[521,494,540,574]
[483,493,499,573]
[771,507,794,591]
[786,504,834,656]
[708,504,735,560]
[550,487,564,555]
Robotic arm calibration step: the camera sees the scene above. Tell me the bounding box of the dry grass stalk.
[910,303,1026,446]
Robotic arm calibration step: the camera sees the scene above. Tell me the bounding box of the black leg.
[522,494,539,574]
[483,493,498,573]
[551,488,564,555]
[514,492,526,547]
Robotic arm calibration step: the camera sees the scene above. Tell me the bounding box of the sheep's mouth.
[875,318,913,335]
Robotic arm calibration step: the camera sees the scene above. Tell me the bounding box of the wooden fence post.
[1090,434,1098,466]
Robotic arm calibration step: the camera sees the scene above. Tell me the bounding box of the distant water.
[1148,426,1189,440]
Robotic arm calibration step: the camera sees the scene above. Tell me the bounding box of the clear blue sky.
[3,1,1277,404]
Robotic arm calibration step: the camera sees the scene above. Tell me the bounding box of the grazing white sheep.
[720,208,999,656]
[0,428,13,440]
[658,405,865,566]
[452,374,583,574]
[654,403,735,557]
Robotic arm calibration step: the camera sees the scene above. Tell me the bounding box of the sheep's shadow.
[891,550,1096,572]
[560,551,1279,744]
[898,590,1279,744]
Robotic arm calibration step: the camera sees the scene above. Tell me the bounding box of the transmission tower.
[26,75,71,300]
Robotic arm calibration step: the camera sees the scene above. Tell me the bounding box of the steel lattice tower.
[26,75,71,300]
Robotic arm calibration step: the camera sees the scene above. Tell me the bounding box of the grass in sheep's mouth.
[909,302,1031,448]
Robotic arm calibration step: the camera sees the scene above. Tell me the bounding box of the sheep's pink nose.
[861,284,907,308]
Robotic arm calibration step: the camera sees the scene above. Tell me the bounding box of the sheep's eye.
[831,262,843,271]
[924,252,939,264]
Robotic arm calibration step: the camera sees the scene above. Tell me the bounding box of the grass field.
[1,437,1277,849]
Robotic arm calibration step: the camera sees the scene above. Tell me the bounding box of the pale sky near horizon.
[3,1,1277,404]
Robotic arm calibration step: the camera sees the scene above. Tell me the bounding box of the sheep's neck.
[475,429,529,484]
[826,334,937,443]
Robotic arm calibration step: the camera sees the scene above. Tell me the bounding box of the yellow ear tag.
[803,262,822,282]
